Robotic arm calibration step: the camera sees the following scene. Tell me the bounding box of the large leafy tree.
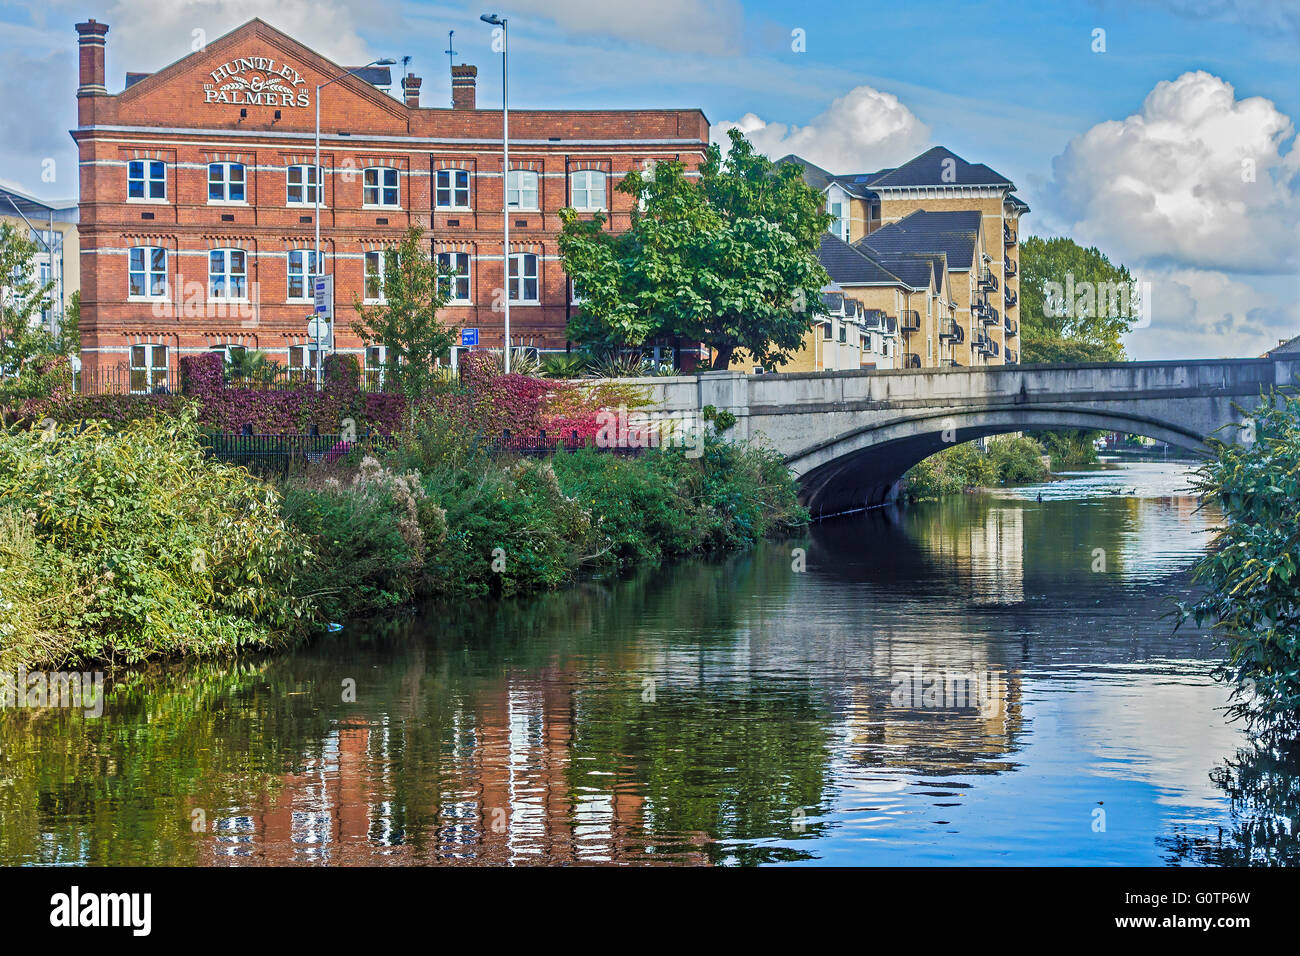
[1,222,62,421]
[1019,235,1138,363]
[559,129,831,370]
[351,226,457,410]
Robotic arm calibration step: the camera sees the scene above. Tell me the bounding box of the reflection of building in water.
[910,500,1025,604]
[199,669,709,865]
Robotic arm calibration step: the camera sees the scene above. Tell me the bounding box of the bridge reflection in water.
[4,464,1293,866]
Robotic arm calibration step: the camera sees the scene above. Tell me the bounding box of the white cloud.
[502,0,745,54]
[1124,268,1300,360]
[711,85,931,173]
[1050,71,1300,274]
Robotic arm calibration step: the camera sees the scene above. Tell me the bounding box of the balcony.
[978,303,1000,326]
[1004,317,1018,336]
[1006,348,1019,363]
[1004,223,1017,245]
[939,318,964,343]
[979,268,999,292]
[904,352,922,369]
[1005,258,1018,278]
[899,309,921,332]
[1004,288,1018,307]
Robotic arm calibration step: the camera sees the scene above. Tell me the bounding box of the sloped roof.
[857,210,983,272]
[818,233,908,286]
[867,146,1013,189]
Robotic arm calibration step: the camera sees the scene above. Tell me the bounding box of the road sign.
[461,327,479,347]
[307,317,333,348]
[313,275,334,320]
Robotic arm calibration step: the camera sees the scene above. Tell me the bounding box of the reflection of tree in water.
[1160,743,1300,866]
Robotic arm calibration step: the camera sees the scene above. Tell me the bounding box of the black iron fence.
[78,365,396,396]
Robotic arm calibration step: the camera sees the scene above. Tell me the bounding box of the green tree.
[1019,235,1137,363]
[1180,389,1300,741]
[351,226,457,416]
[1,222,60,417]
[59,289,80,355]
[558,129,831,370]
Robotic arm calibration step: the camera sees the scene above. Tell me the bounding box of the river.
[2,460,1294,866]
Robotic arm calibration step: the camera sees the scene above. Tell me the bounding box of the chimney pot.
[75,19,110,96]
[451,63,477,110]
[403,72,422,108]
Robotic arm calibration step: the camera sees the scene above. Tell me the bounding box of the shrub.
[0,411,315,667]
[987,435,1050,484]
[1180,391,1300,740]
[904,441,997,500]
[278,457,428,620]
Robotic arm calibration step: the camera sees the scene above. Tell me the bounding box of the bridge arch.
[788,404,1212,517]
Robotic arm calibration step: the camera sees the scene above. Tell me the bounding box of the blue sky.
[1,0,1297,358]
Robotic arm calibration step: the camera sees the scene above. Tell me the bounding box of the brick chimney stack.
[451,64,476,110]
[403,73,422,108]
[75,19,109,96]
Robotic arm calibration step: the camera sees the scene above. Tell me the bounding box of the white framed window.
[288,345,320,378]
[286,164,322,205]
[128,246,168,299]
[364,344,387,389]
[507,253,538,303]
[435,169,470,208]
[287,250,321,301]
[127,159,166,201]
[828,199,848,241]
[364,250,391,302]
[436,252,471,302]
[208,248,248,300]
[363,167,399,207]
[208,162,246,203]
[570,170,606,211]
[130,344,168,394]
[506,169,538,210]
[209,344,247,364]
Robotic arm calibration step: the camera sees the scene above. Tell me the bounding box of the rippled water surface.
[3,461,1294,866]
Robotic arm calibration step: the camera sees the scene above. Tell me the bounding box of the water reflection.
[1,464,1293,866]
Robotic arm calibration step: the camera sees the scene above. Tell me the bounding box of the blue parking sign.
[461,328,479,347]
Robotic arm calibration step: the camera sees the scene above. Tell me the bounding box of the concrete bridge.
[633,356,1300,517]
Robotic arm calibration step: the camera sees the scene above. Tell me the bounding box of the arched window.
[569,170,606,211]
[507,253,538,303]
[286,164,322,205]
[506,169,538,210]
[128,246,168,299]
[208,248,248,300]
[437,252,471,302]
[363,167,400,207]
[436,169,471,208]
[208,162,246,202]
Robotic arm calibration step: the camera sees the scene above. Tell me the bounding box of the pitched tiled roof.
[866,146,1013,189]
[856,210,983,272]
[818,233,908,286]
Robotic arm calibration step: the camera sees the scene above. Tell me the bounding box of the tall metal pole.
[501,20,510,373]
[314,88,323,388]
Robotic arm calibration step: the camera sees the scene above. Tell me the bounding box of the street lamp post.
[314,57,396,386]
[480,13,509,373]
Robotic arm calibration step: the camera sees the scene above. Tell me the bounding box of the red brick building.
[73,17,710,386]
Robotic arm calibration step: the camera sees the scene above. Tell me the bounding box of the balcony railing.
[1004,317,1018,336]
[905,352,922,369]
[899,309,921,332]
[1004,288,1018,307]
[1005,258,1018,278]
[939,318,964,343]
[1006,348,1019,363]
[1004,223,1017,245]
[979,269,999,292]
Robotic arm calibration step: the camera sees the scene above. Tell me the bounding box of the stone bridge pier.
[629,357,1300,517]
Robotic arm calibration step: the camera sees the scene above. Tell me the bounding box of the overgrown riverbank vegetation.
[0,399,805,670]
[903,435,1050,500]
[1181,390,1300,742]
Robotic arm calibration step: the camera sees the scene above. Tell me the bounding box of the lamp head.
[480,13,504,25]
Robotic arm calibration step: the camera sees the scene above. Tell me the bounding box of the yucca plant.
[587,349,652,379]
[541,352,588,379]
